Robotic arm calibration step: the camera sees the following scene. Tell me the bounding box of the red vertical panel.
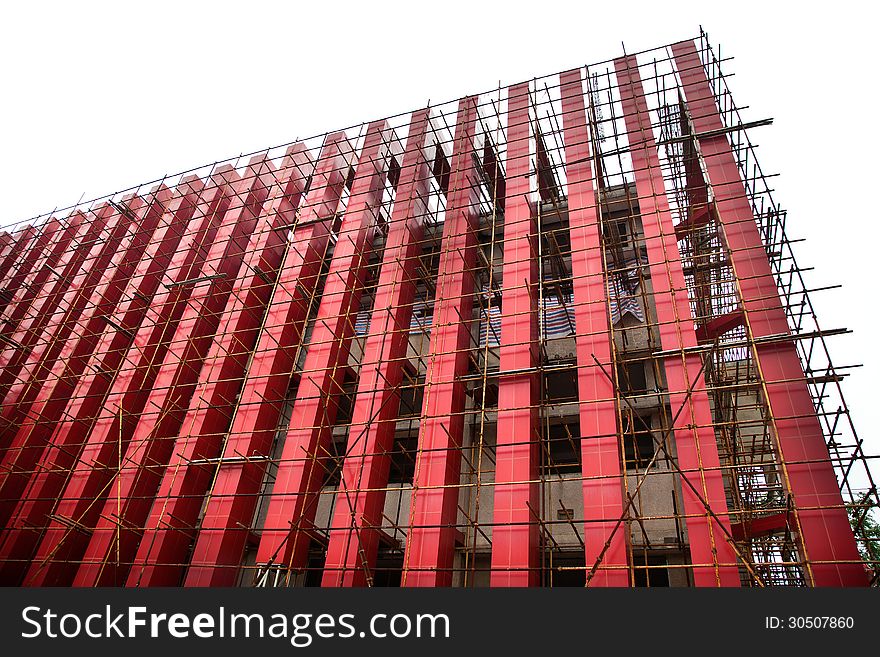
[559,69,630,586]
[615,55,741,586]
[0,216,90,405]
[23,169,239,586]
[0,232,13,294]
[0,205,121,414]
[0,190,173,525]
[0,190,167,537]
[184,134,353,586]
[0,217,81,327]
[672,40,866,586]
[0,220,62,317]
[0,181,205,585]
[402,97,480,587]
[0,203,137,483]
[0,232,13,269]
[73,156,278,586]
[0,225,36,285]
[322,110,431,587]
[0,230,14,303]
[255,122,393,573]
[127,144,315,587]
[490,83,540,586]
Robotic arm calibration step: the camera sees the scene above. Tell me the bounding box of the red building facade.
[0,33,874,587]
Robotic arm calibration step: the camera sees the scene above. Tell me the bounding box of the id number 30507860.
[765,616,854,630]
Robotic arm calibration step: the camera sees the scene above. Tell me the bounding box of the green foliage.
[847,491,880,566]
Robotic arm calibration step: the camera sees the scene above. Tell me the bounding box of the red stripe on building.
[0,216,89,407]
[0,232,13,273]
[0,205,126,417]
[22,169,240,586]
[0,190,173,526]
[559,68,630,586]
[672,40,866,586]
[0,182,206,584]
[490,83,540,586]
[615,54,741,586]
[402,97,480,587]
[73,157,280,586]
[255,122,395,574]
[184,134,353,586]
[322,110,432,587]
[128,145,315,586]
[0,220,62,319]
[0,203,138,477]
[0,225,38,286]
[0,217,82,338]
[0,188,175,581]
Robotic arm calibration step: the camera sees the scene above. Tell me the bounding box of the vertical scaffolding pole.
[0,181,204,585]
[128,144,315,586]
[184,134,353,586]
[323,109,432,587]
[255,121,394,575]
[671,40,866,586]
[22,168,240,586]
[490,83,540,586]
[559,68,630,586]
[614,55,741,586]
[402,96,480,587]
[73,156,278,586]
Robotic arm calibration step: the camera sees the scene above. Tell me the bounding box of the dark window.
[617,360,648,394]
[543,366,578,403]
[388,155,401,189]
[542,421,581,474]
[432,143,451,195]
[320,437,347,487]
[633,555,670,587]
[603,217,633,248]
[543,550,585,587]
[373,551,403,587]
[481,140,506,209]
[398,382,424,417]
[471,381,498,409]
[410,305,433,333]
[541,228,573,297]
[388,433,418,485]
[331,212,344,238]
[623,414,656,471]
[303,545,326,587]
[334,382,357,425]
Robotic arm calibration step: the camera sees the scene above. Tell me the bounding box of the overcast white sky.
[1,1,877,462]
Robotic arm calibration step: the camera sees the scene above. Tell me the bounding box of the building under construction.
[0,31,875,587]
